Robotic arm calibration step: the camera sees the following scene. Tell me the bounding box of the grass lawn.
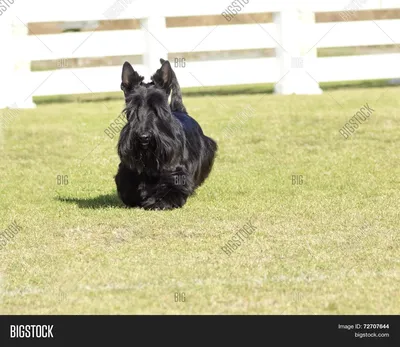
[0,86,399,314]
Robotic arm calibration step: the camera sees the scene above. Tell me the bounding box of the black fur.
[114,59,217,210]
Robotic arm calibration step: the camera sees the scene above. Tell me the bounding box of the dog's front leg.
[142,168,193,210]
[115,163,143,207]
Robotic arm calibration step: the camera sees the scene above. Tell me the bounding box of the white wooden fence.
[0,0,399,108]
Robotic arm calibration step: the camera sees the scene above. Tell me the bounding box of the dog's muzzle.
[139,134,150,148]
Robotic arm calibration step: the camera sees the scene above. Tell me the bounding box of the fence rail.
[0,0,400,108]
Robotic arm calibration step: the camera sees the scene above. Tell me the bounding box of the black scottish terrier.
[114,59,217,210]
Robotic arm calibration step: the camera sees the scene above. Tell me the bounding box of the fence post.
[0,16,37,109]
[273,8,322,95]
[140,14,168,76]
[12,17,37,108]
[0,15,15,109]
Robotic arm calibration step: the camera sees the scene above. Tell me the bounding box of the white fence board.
[314,20,400,48]
[166,24,277,53]
[13,30,145,61]
[317,53,400,82]
[28,58,277,96]
[27,65,141,96]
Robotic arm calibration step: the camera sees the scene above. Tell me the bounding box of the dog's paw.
[147,203,174,211]
[145,199,181,211]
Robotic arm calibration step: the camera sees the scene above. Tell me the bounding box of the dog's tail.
[160,58,187,113]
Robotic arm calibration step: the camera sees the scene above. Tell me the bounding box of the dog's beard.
[120,143,160,174]
[118,130,160,173]
[117,114,185,174]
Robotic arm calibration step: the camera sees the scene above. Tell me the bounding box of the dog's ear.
[121,61,144,92]
[151,59,174,94]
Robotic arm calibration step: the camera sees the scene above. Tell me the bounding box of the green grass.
[0,86,399,314]
[34,78,398,105]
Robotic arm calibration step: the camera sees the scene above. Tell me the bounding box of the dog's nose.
[140,134,150,143]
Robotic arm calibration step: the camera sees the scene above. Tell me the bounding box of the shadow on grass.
[56,193,125,209]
